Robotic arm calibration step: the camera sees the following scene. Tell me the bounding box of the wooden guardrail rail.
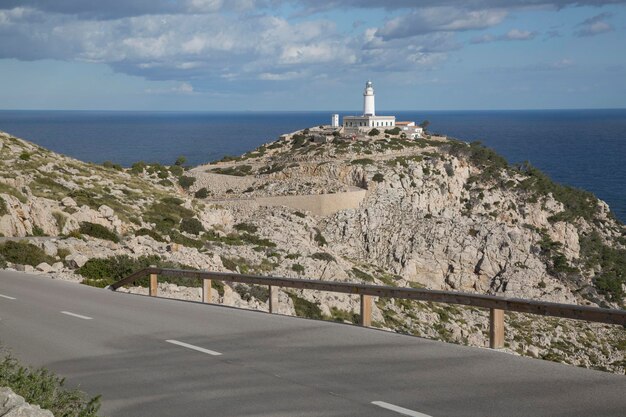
[108,267,626,349]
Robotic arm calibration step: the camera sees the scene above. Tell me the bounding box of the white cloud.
[376,7,508,40]
[146,82,195,94]
[471,28,537,43]
[575,12,614,36]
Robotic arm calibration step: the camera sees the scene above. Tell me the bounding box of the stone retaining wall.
[210,188,367,216]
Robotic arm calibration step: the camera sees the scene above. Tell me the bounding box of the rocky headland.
[1,126,625,373]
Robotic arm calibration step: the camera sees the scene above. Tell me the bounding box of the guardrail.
[108,267,626,349]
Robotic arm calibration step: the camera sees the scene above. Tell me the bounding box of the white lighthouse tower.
[342,80,395,130]
[363,80,375,116]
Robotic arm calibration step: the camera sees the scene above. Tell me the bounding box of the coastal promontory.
[1,127,624,373]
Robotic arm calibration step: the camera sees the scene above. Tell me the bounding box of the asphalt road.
[1,270,625,417]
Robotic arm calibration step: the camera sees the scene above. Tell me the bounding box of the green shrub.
[0,255,7,269]
[288,293,323,320]
[291,263,305,274]
[211,165,253,176]
[57,248,71,260]
[350,158,375,166]
[286,253,300,260]
[169,230,204,249]
[314,229,327,246]
[130,161,146,174]
[178,176,196,190]
[161,196,184,206]
[516,162,599,223]
[294,211,306,218]
[220,255,250,273]
[19,152,31,161]
[78,255,197,288]
[258,164,284,175]
[580,231,626,304]
[0,355,101,417]
[134,228,165,242]
[143,199,194,233]
[234,223,258,234]
[0,196,7,216]
[235,284,269,303]
[0,241,55,266]
[175,156,186,166]
[311,252,335,262]
[31,225,46,237]
[169,165,184,177]
[240,233,276,248]
[194,187,209,198]
[384,127,401,135]
[372,173,384,183]
[368,128,380,136]
[352,267,374,282]
[180,217,204,235]
[79,222,119,243]
[102,161,122,171]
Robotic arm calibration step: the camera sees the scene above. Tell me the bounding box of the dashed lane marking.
[60,311,93,320]
[371,401,433,417]
[0,294,16,300]
[165,339,222,356]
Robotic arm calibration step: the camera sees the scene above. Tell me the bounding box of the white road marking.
[165,339,222,356]
[60,311,93,320]
[371,401,433,417]
[0,294,16,300]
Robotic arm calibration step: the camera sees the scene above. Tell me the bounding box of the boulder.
[51,262,64,272]
[65,254,89,269]
[36,263,52,273]
[42,241,57,257]
[14,265,35,273]
[61,197,77,208]
[0,387,54,417]
[98,205,114,219]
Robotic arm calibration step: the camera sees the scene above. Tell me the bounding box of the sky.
[0,0,624,111]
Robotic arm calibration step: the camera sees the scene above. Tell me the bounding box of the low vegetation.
[79,222,119,243]
[0,355,101,417]
[0,241,55,266]
[78,255,195,288]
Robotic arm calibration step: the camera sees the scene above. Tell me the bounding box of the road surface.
[0,270,625,416]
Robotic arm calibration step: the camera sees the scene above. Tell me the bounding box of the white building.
[331,114,339,128]
[343,81,395,130]
[396,121,424,139]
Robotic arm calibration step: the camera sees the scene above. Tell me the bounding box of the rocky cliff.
[1,128,624,373]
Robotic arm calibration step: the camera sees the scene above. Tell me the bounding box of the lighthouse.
[363,80,375,116]
[342,80,395,130]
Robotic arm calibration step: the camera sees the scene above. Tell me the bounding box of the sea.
[0,109,624,222]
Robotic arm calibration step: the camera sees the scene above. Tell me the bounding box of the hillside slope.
[1,129,624,373]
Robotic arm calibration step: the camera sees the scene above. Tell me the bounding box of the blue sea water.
[0,109,624,222]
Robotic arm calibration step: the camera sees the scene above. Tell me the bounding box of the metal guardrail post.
[360,294,372,327]
[269,286,279,313]
[202,278,212,303]
[490,308,505,349]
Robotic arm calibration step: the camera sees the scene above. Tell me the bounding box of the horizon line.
[0,107,625,113]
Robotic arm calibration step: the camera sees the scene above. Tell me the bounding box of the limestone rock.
[61,197,77,207]
[65,254,89,269]
[98,204,114,219]
[36,263,52,273]
[0,387,53,417]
